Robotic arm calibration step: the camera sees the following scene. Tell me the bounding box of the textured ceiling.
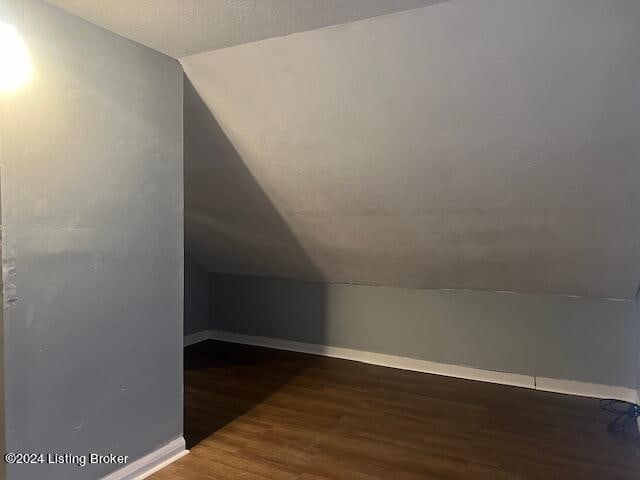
[44,0,444,58]
[183,0,640,299]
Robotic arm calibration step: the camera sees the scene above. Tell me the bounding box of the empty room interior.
[2,0,640,479]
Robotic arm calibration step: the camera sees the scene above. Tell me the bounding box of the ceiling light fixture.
[0,20,32,93]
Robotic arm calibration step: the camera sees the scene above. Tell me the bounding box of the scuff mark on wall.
[2,239,18,310]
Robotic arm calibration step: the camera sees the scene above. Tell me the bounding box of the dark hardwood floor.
[151,340,640,479]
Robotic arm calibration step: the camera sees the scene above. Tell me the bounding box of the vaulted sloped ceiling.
[45,0,445,57]
[182,0,640,299]
[46,0,640,299]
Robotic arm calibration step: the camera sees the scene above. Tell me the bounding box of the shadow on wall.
[183,75,327,448]
[184,75,324,282]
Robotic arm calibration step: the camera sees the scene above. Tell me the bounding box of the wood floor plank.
[150,340,640,480]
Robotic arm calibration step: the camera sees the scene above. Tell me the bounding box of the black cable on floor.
[600,399,640,441]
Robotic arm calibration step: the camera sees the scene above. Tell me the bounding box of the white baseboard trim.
[210,330,535,387]
[101,437,188,480]
[186,330,638,403]
[536,377,638,403]
[184,330,209,347]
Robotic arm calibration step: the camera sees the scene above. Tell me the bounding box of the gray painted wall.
[185,254,209,336]
[210,274,639,388]
[0,190,4,480]
[183,0,640,299]
[0,1,183,479]
[637,300,640,402]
